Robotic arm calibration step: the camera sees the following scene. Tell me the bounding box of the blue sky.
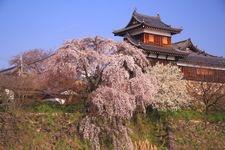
[0,0,225,68]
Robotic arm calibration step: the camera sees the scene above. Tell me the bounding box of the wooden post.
[20,55,23,76]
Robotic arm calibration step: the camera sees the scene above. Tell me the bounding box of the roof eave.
[171,29,182,35]
[178,61,225,70]
[139,23,182,35]
[113,23,143,36]
[144,49,188,57]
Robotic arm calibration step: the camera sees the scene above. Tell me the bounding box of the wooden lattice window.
[154,35,161,46]
[148,34,154,43]
[144,34,154,44]
[162,37,168,44]
[144,34,171,47]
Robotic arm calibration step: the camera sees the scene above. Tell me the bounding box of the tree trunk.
[166,121,176,150]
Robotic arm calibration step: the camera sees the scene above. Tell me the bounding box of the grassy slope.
[0,103,225,150]
[0,102,89,150]
[130,111,225,150]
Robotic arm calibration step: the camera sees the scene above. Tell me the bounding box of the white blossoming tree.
[147,63,190,111]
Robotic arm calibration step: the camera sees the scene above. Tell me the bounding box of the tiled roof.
[113,23,142,36]
[173,39,213,56]
[178,53,225,68]
[125,35,225,68]
[132,11,182,34]
[125,34,188,57]
[113,10,182,36]
[172,39,225,68]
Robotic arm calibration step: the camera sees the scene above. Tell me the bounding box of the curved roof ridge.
[173,39,216,57]
[124,33,140,47]
[173,38,192,44]
[133,10,161,21]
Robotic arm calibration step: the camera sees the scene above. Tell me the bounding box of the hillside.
[0,102,225,150]
[1,37,225,150]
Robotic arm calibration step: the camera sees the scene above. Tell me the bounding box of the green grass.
[23,101,86,113]
[129,113,168,149]
[0,105,5,112]
[147,110,225,122]
[204,111,225,122]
